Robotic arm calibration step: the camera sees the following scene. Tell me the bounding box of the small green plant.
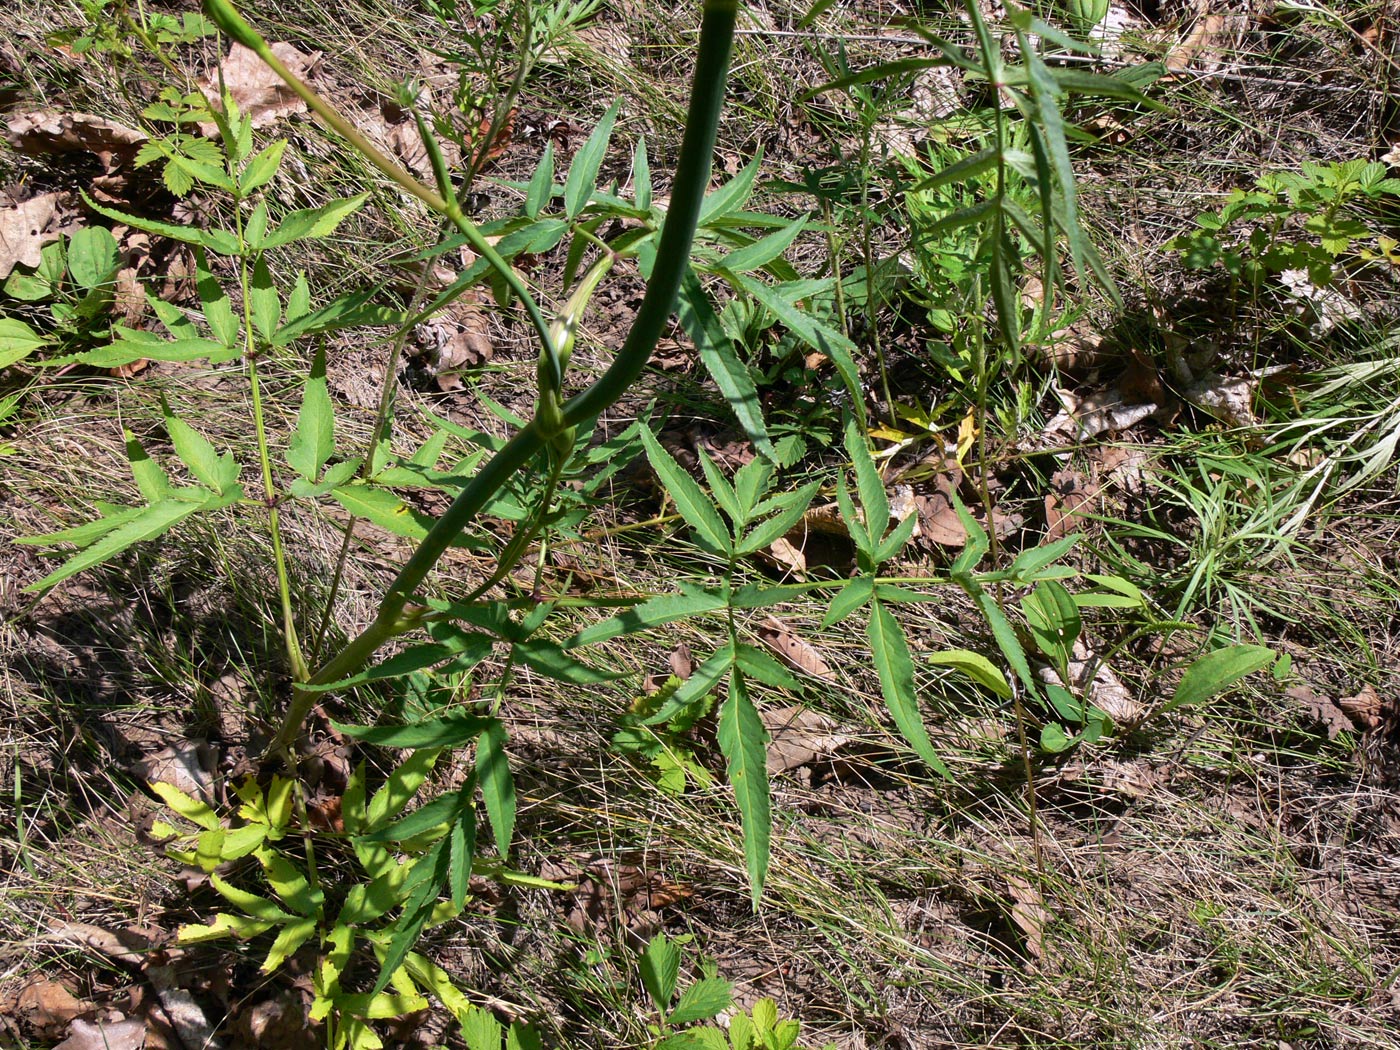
[612,678,717,796]
[152,714,567,1050]
[49,0,216,60]
[1172,159,1400,290]
[8,0,1278,1042]
[635,932,834,1050]
[2,226,124,363]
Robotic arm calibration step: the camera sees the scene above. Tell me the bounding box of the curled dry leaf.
[649,337,691,371]
[761,535,807,578]
[12,979,92,1039]
[5,111,146,169]
[668,643,694,680]
[1044,469,1097,543]
[413,296,494,391]
[1338,684,1383,731]
[1165,13,1244,74]
[1037,641,1143,725]
[131,741,217,805]
[1005,873,1049,959]
[550,855,693,945]
[1,192,73,278]
[1287,684,1354,740]
[762,703,851,775]
[41,921,152,965]
[758,615,835,681]
[55,1018,146,1050]
[1044,383,1158,441]
[198,42,322,135]
[1182,372,1258,428]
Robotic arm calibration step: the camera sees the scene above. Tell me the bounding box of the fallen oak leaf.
[13,979,93,1039]
[54,1018,146,1050]
[1044,469,1097,543]
[1337,683,1383,732]
[1005,874,1050,960]
[0,192,72,278]
[758,615,834,681]
[5,111,146,170]
[1287,684,1354,739]
[197,41,322,135]
[762,703,851,775]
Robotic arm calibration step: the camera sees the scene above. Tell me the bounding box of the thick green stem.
[260,0,739,757]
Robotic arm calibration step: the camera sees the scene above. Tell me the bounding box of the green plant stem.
[233,210,307,679]
[263,0,739,758]
[203,0,556,360]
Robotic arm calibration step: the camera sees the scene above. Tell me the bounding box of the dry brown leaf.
[1037,641,1143,725]
[0,192,70,278]
[55,1018,146,1050]
[558,856,692,945]
[1033,322,1107,373]
[1287,685,1354,740]
[762,535,807,578]
[1165,13,1236,73]
[199,42,322,134]
[1044,384,1158,441]
[41,921,150,965]
[649,337,691,371]
[1182,372,1257,428]
[412,290,494,390]
[145,964,217,1050]
[14,979,92,1039]
[1338,684,1383,731]
[5,111,146,168]
[1005,874,1049,959]
[131,741,216,805]
[1044,469,1097,542]
[1090,444,1147,495]
[758,615,835,681]
[668,643,694,680]
[762,703,851,774]
[915,489,967,547]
